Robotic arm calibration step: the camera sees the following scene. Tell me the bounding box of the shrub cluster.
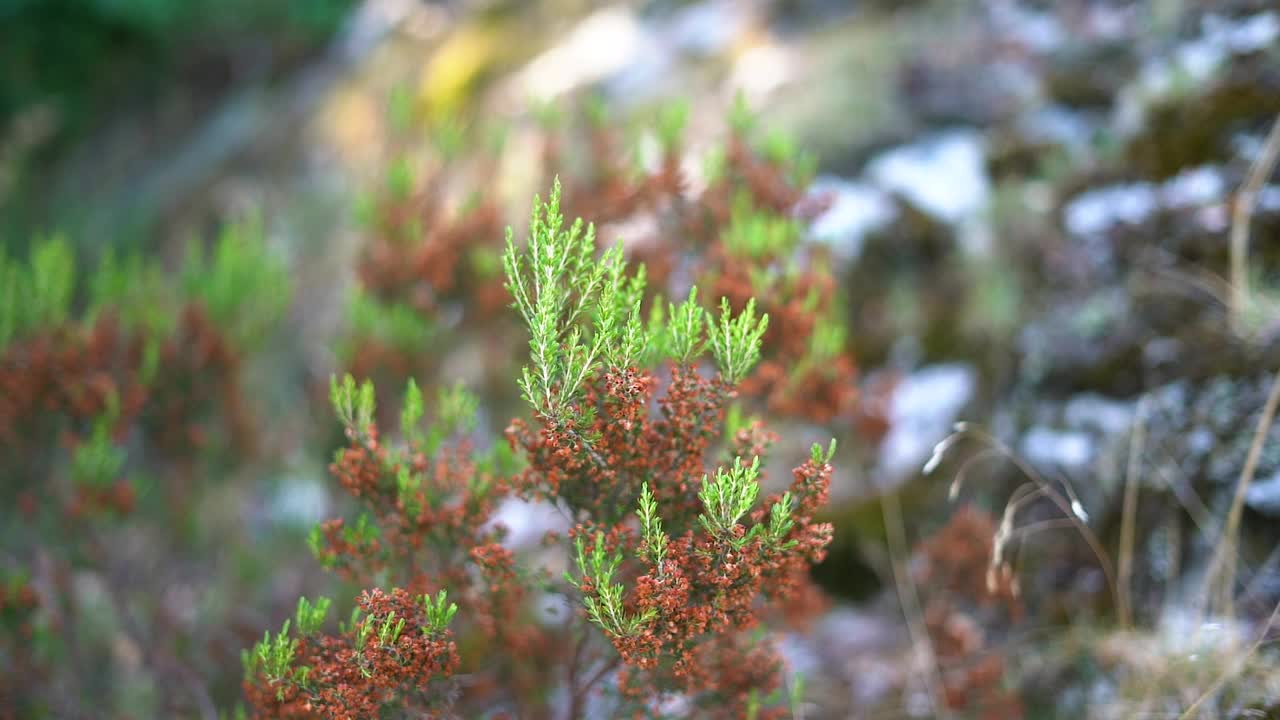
[535,96,868,426]
[0,222,288,717]
[2,93,1039,719]
[242,180,837,718]
[341,96,888,434]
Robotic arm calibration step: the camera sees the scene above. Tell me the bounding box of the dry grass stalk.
[1230,112,1280,335]
[1205,371,1280,619]
[1118,397,1149,630]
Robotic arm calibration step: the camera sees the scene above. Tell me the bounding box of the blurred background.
[3,0,1280,717]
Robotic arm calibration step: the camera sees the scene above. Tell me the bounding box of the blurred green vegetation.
[0,0,354,137]
[0,0,357,248]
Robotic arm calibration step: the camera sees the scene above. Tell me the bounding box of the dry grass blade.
[1230,112,1280,335]
[1176,599,1280,720]
[880,489,953,720]
[942,426,1122,617]
[1118,396,1149,630]
[1205,371,1280,618]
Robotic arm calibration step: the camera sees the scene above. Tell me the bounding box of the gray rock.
[513,7,670,103]
[866,130,990,229]
[1245,470,1280,517]
[665,0,746,57]
[270,476,331,528]
[1064,393,1137,435]
[1021,427,1096,470]
[806,176,897,263]
[489,497,569,549]
[876,364,976,486]
[1063,182,1158,237]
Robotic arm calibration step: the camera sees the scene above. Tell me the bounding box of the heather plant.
[343,91,880,433]
[242,180,836,719]
[911,505,1025,718]
[342,116,511,403]
[533,94,879,429]
[0,221,287,451]
[0,221,289,717]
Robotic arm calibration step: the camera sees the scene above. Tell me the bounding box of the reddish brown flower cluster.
[913,505,1022,618]
[347,161,510,390]
[141,304,252,456]
[65,476,136,519]
[245,105,854,719]
[692,195,856,425]
[0,579,39,626]
[742,356,859,424]
[320,424,506,586]
[540,109,678,226]
[913,505,1024,719]
[0,578,41,720]
[0,578,40,662]
[508,363,833,718]
[507,365,716,522]
[0,314,146,450]
[299,409,557,713]
[608,452,833,718]
[244,588,460,720]
[703,134,815,224]
[0,304,249,518]
[1,296,260,717]
[360,196,504,314]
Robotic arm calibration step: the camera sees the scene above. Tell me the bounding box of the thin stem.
[1230,112,1280,334]
[1177,597,1280,720]
[1206,370,1280,619]
[1118,396,1149,629]
[564,425,608,470]
[880,489,953,720]
[950,428,1123,621]
[568,653,621,719]
[565,617,588,720]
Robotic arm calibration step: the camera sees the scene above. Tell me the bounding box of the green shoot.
[574,532,655,638]
[697,456,762,541]
[667,286,706,364]
[706,297,769,385]
[420,589,458,636]
[636,483,668,572]
[330,373,376,440]
[181,216,290,349]
[294,596,332,636]
[503,179,647,422]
